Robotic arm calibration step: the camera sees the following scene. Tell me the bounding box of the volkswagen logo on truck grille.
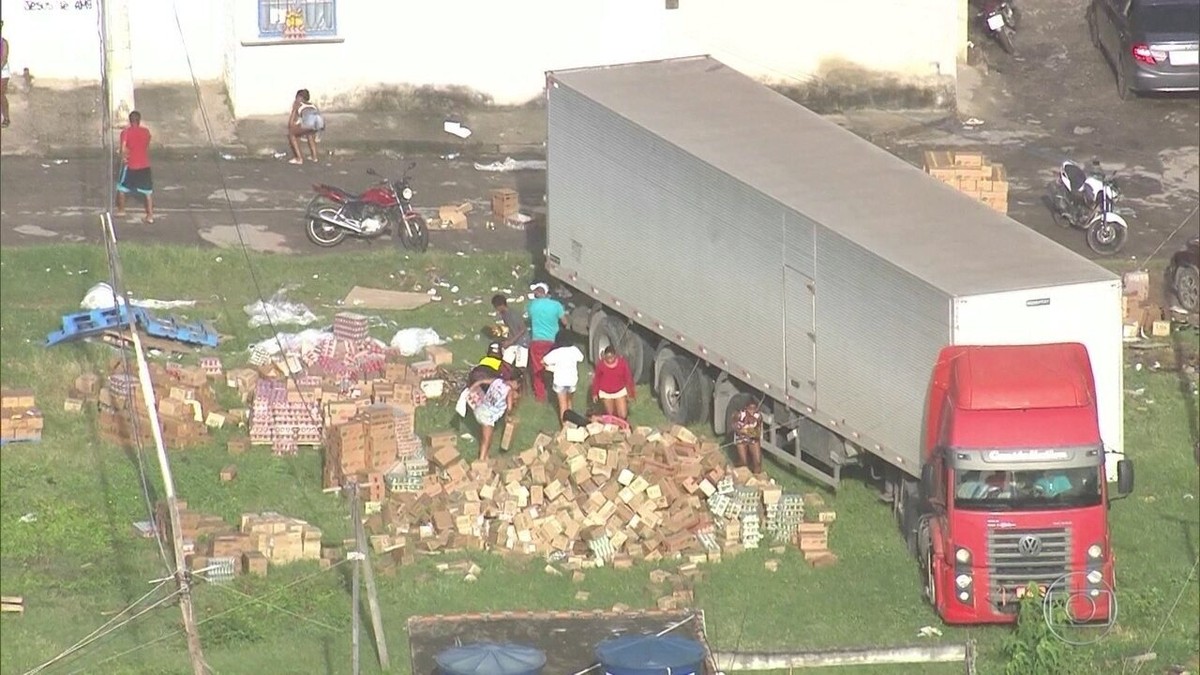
[1018,535,1043,556]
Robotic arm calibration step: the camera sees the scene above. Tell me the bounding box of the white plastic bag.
[80,282,196,311]
[244,289,318,328]
[389,327,444,356]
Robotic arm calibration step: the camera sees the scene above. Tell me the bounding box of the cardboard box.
[490,188,519,220]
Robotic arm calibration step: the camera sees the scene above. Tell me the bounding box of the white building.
[5,0,968,117]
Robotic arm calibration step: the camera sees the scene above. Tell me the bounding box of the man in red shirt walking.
[116,111,155,224]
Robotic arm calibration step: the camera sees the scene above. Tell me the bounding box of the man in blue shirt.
[526,282,566,402]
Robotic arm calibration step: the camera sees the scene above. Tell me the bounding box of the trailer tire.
[657,355,705,425]
[724,392,756,444]
[589,313,653,383]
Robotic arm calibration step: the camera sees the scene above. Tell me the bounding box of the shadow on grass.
[93,437,155,645]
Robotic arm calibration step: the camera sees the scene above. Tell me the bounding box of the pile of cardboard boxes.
[361,422,838,571]
[1,388,44,444]
[159,502,325,578]
[923,150,1009,214]
[1122,269,1172,339]
[91,361,226,449]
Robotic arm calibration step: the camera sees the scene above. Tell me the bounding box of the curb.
[1,139,546,161]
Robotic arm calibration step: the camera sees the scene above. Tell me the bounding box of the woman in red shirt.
[589,347,635,420]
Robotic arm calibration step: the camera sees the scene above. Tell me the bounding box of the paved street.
[0,0,1196,262]
[0,153,546,255]
[881,0,1199,264]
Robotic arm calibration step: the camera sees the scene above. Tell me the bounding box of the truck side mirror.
[1116,459,1134,496]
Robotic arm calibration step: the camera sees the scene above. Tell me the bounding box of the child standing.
[541,332,585,424]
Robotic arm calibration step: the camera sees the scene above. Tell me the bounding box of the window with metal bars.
[257,0,337,39]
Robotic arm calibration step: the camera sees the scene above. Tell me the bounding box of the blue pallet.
[47,306,218,349]
[46,306,133,346]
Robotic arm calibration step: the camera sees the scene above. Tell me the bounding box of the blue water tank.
[435,642,546,675]
[595,635,705,675]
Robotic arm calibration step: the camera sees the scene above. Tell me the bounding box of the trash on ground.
[917,626,943,638]
[244,290,318,328]
[437,203,473,230]
[474,157,547,172]
[249,328,341,358]
[390,327,444,356]
[18,513,37,524]
[81,282,197,311]
[444,121,472,139]
[342,286,433,312]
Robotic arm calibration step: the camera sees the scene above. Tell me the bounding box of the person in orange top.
[115,111,155,224]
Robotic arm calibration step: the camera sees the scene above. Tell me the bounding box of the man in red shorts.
[116,111,155,224]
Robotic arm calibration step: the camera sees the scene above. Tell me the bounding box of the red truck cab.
[919,343,1134,624]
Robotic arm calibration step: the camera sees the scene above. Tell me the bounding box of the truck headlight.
[1086,570,1103,585]
[955,574,973,589]
[955,548,971,564]
[1087,544,1103,560]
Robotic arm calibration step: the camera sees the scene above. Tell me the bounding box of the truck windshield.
[954,467,1102,510]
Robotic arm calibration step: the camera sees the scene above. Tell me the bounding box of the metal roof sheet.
[548,56,1117,296]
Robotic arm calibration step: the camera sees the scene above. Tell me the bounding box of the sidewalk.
[0,81,548,160]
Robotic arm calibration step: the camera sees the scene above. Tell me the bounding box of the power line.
[68,559,353,675]
[23,581,177,675]
[97,1,208,673]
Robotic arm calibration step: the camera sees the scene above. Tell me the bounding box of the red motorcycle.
[305,163,429,251]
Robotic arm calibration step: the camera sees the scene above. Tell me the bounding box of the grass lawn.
[1,244,1196,675]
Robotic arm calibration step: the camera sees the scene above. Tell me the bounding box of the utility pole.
[348,484,362,675]
[99,0,136,125]
[102,217,208,675]
[347,482,390,671]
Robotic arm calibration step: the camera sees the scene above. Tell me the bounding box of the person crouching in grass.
[589,346,635,420]
[541,331,585,426]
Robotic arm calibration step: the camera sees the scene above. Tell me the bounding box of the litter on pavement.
[473,157,547,172]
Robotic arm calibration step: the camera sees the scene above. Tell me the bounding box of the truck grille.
[986,528,1071,612]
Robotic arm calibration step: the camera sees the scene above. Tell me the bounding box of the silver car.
[1087,0,1200,99]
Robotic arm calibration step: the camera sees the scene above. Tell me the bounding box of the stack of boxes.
[166,503,325,577]
[96,363,219,449]
[922,150,1009,214]
[489,188,519,223]
[1,388,44,444]
[249,379,322,455]
[1121,269,1172,339]
[323,402,424,490]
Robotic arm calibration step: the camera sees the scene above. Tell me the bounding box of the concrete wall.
[4,0,963,116]
[2,0,222,83]
[228,0,962,116]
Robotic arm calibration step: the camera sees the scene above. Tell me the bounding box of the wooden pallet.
[1,596,25,614]
[96,330,198,355]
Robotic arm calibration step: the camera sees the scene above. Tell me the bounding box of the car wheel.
[1174,264,1200,312]
[1116,58,1135,100]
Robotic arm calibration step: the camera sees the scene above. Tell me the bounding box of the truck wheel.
[657,355,705,425]
[724,393,755,444]
[589,313,653,383]
[917,518,935,606]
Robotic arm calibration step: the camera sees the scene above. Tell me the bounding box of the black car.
[1087,0,1200,99]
